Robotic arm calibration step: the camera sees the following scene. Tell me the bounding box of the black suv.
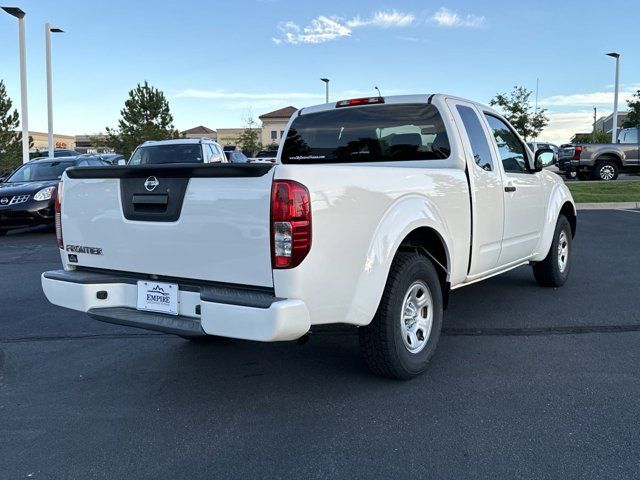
[0,156,108,235]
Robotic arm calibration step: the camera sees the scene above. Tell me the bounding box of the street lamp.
[46,23,64,158]
[374,86,382,97]
[606,52,620,143]
[320,78,329,103]
[2,6,30,164]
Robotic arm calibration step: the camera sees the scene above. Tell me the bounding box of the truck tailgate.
[61,164,275,288]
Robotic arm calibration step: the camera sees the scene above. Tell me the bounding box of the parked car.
[0,155,108,235]
[224,150,249,163]
[248,149,278,163]
[98,153,127,165]
[128,138,227,165]
[29,148,80,160]
[557,127,640,180]
[42,94,575,379]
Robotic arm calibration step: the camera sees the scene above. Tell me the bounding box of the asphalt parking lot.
[2,210,640,479]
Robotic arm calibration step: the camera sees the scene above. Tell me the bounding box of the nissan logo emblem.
[0,197,8,205]
[144,176,160,192]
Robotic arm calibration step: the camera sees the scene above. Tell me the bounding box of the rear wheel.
[532,215,572,287]
[593,161,619,181]
[564,171,577,180]
[358,252,443,380]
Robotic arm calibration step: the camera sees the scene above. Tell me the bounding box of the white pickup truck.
[42,94,576,379]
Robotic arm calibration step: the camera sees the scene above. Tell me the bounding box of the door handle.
[504,186,517,192]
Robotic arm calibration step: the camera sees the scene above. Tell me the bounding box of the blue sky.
[0,0,638,144]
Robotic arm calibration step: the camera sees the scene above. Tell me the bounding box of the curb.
[576,202,639,210]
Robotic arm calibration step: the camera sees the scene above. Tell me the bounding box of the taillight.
[271,180,311,269]
[55,181,63,249]
[573,146,582,160]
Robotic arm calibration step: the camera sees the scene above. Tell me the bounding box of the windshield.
[5,161,74,183]
[129,144,204,165]
[281,103,450,164]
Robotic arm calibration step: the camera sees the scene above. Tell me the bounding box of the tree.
[90,132,108,153]
[571,132,611,144]
[0,79,23,175]
[105,81,182,157]
[622,90,640,128]
[234,111,262,156]
[490,86,549,141]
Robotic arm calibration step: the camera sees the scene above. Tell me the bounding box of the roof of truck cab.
[139,138,216,146]
[297,94,500,117]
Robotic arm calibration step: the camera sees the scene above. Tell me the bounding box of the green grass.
[566,181,640,203]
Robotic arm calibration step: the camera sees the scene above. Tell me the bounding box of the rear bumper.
[41,269,310,341]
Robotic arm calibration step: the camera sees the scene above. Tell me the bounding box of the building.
[216,128,261,148]
[182,125,217,141]
[593,111,629,134]
[74,134,112,154]
[258,106,297,146]
[29,131,76,153]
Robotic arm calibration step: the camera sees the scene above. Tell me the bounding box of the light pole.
[2,6,30,164]
[374,86,382,97]
[46,23,63,158]
[320,78,329,103]
[606,52,620,143]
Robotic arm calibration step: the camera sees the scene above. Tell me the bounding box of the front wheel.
[532,215,572,287]
[358,252,443,380]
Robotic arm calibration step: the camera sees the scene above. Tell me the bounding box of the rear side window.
[281,103,450,164]
[456,105,493,171]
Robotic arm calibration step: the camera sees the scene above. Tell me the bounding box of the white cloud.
[275,10,415,45]
[346,10,415,28]
[540,111,597,145]
[277,16,351,44]
[540,91,635,106]
[431,7,484,28]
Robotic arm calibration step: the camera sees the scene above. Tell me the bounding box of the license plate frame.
[136,280,179,315]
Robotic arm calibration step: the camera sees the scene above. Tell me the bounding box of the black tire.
[0,230,7,237]
[564,171,577,180]
[532,215,572,287]
[358,252,443,380]
[577,172,591,181]
[593,160,619,181]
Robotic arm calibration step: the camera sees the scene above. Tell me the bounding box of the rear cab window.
[281,103,450,164]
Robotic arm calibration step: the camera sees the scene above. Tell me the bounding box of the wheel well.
[560,202,576,237]
[399,227,448,278]
[398,227,450,306]
[595,154,622,166]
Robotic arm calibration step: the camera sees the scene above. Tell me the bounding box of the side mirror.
[534,148,554,172]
